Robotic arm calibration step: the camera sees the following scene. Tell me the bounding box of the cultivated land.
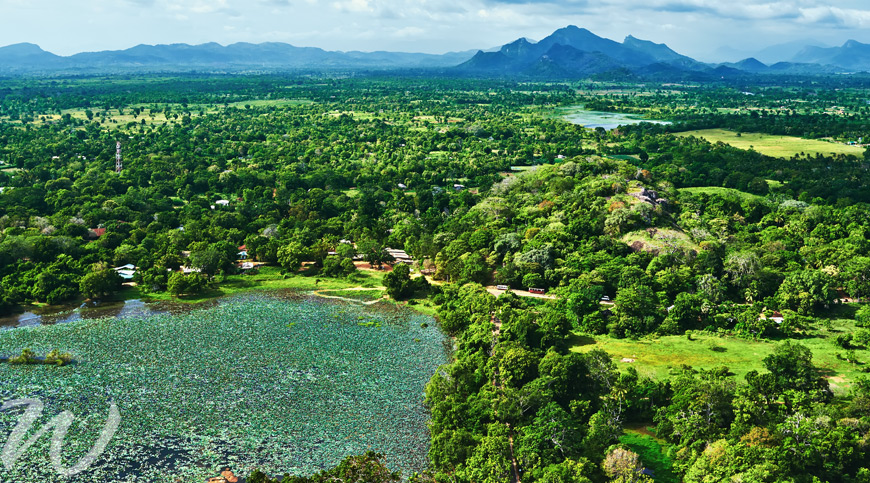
[675,128,866,158]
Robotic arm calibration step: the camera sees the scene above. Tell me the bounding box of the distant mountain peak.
[0,42,48,53]
[791,39,870,71]
[724,57,769,73]
[738,57,766,66]
[0,42,59,65]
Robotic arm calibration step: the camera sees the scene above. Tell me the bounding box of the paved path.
[485,286,557,300]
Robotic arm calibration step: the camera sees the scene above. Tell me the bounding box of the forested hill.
[424,157,870,482]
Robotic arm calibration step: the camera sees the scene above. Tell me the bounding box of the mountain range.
[712,39,828,64]
[457,26,707,78]
[0,41,477,74]
[2,27,870,78]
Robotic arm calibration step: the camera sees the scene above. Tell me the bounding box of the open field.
[122,266,386,306]
[675,129,865,158]
[678,186,765,201]
[621,429,678,483]
[226,99,312,108]
[571,307,868,394]
[622,228,700,254]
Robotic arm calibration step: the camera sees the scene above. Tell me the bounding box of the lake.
[0,292,447,481]
[0,298,193,328]
[560,106,671,130]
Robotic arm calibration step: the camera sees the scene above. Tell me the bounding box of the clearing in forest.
[621,228,700,254]
[570,309,866,395]
[675,128,865,158]
[678,186,765,201]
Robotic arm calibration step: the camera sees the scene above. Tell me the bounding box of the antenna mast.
[115,142,122,173]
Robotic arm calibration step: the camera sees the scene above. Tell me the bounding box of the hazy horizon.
[2,1,870,61]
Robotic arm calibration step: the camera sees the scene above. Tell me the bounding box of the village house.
[386,248,414,265]
[113,264,137,281]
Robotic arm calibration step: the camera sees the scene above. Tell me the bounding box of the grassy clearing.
[678,186,765,201]
[328,110,379,121]
[621,228,700,254]
[317,288,385,302]
[226,99,312,108]
[620,429,677,483]
[404,299,439,317]
[609,154,641,162]
[571,306,868,394]
[675,129,865,158]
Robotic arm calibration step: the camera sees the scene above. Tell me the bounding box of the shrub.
[8,348,38,364]
[44,349,73,366]
[856,305,870,327]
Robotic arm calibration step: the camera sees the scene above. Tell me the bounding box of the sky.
[3,0,870,61]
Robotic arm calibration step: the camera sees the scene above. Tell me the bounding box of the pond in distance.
[560,106,671,130]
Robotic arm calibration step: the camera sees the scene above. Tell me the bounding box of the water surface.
[560,106,671,130]
[0,292,446,482]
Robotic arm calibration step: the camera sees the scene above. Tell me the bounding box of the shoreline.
[0,266,440,327]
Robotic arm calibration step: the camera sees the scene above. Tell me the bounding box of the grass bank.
[122,266,386,305]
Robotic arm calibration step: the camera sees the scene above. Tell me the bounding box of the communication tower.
[115,142,122,173]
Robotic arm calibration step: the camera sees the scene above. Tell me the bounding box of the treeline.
[605,124,870,204]
[582,84,870,141]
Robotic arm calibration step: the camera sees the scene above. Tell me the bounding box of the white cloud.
[392,26,424,37]
[3,0,870,58]
[799,6,870,28]
[332,0,373,13]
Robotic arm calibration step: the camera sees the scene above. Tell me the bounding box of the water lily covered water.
[0,292,447,481]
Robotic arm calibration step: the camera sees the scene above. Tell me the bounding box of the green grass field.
[123,266,386,304]
[571,307,868,394]
[675,129,865,158]
[678,186,765,201]
[620,429,677,483]
[621,228,700,254]
[609,154,641,162]
[226,99,312,108]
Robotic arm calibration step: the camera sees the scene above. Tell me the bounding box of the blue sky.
[2,0,870,60]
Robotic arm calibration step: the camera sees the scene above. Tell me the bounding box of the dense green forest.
[1,75,870,482]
